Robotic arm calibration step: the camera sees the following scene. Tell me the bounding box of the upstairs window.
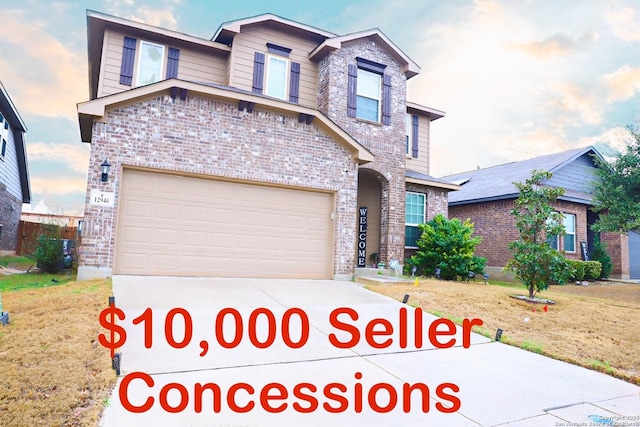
[265,55,288,100]
[405,192,426,247]
[347,57,392,125]
[252,43,301,103]
[119,37,180,87]
[136,41,165,86]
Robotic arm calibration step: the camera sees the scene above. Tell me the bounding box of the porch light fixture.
[100,160,111,182]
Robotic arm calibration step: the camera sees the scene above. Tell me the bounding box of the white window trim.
[356,68,382,122]
[265,54,289,100]
[405,191,426,248]
[563,213,577,253]
[135,40,166,87]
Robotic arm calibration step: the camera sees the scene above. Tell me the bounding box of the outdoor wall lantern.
[100,160,111,182]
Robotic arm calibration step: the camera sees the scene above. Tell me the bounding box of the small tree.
[408,214,486,280]
[590,235,613,279]
[504,170,571,299]
[30,223,64,274]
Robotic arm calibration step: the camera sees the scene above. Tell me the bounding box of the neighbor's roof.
[443,146,605,206]
[0,81,30,203]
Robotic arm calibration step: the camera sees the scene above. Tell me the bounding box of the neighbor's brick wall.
[80,94,358,276]
[449,200,590,267]
[0,183,22,253]
[317,40,407,265]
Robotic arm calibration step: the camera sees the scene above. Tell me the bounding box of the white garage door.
[115,169,334,278]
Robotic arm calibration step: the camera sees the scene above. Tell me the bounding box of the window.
[265,55,288,100]
[252,44,300,103]
[563,213,576,252]
[136,41,165,86]
[1,139,6,157]
[547,212,576,252]
[356,69,381,122]
[347,58,391,124]
[405,192,426,247]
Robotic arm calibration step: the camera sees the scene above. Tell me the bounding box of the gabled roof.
[86,10,230,100]
[0,81,30,203]
[443,146,605,206]
[77,79,374,164]
[406,170,460,191]
[213,13,336,45]
[309,29,421,79]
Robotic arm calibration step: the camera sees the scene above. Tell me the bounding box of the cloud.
[0,10,87,120]
[607,6,640,41]
[510,32,598,60]
[542,83,602,125]
[30,175,89,197]
[602,64,640,103]
[26,142,90,174]
[105,0,182,30]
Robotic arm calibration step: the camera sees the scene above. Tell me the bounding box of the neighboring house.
[0,81,30,255]
[76,11,458,280]
[443,146,634,280]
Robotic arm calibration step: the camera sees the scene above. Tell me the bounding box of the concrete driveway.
[99,277,640,426]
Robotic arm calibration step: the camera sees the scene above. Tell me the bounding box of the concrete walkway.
[99,277,640,426]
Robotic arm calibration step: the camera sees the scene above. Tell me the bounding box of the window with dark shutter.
[289,62,300,103]
[166,47,180,79]
[382,74,392,125]
[347,64,358,117]
[119,37,137,86]
[252,52,265,94]
[411,115,419,158]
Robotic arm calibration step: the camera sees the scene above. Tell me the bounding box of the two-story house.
[76,11,458,281]
[0,81,30,255]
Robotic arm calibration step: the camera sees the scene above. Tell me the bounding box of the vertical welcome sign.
[357,207,367,267]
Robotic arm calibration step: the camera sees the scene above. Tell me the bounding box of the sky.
[2,0,640,216]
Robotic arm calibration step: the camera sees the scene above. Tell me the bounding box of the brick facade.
[80,94,358,278]
[602,232,630,279]
[0,183,22,253]
[450,199,591,268]
[317,40,408,265]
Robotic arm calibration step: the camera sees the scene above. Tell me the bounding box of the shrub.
[567,260,586,281]
[567,260,602,281]
[31,224,64,274]
[589,235,612,279]
[408,214,486,280]
[584,261,602,280]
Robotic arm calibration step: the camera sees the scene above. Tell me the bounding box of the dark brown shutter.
[289,62,300,103]
[347,64,357,117]
[382,74,392,125]
[119,37,137,86]
[166,47,180,79]
[412,115,419,158]
[252,52,265,94]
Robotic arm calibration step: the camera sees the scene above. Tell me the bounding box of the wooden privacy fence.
[16,221,78,256]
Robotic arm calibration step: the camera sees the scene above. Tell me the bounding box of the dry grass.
[367,279,640,385]
[0,279,117,426]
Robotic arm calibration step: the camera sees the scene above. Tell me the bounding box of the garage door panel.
[115,170,333,278]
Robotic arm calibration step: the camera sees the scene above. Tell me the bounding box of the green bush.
[31,224,64,274]
[567,260,602,281]
[584,261,602,280]
[567,260,586,281]
[408,214,486,280]
[590,235,613,279]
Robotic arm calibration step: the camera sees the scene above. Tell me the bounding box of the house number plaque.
[90,189,115,207]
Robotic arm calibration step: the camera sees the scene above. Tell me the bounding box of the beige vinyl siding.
[98,29,227,97]
[405,115,431,176]
[228,23,321,107]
